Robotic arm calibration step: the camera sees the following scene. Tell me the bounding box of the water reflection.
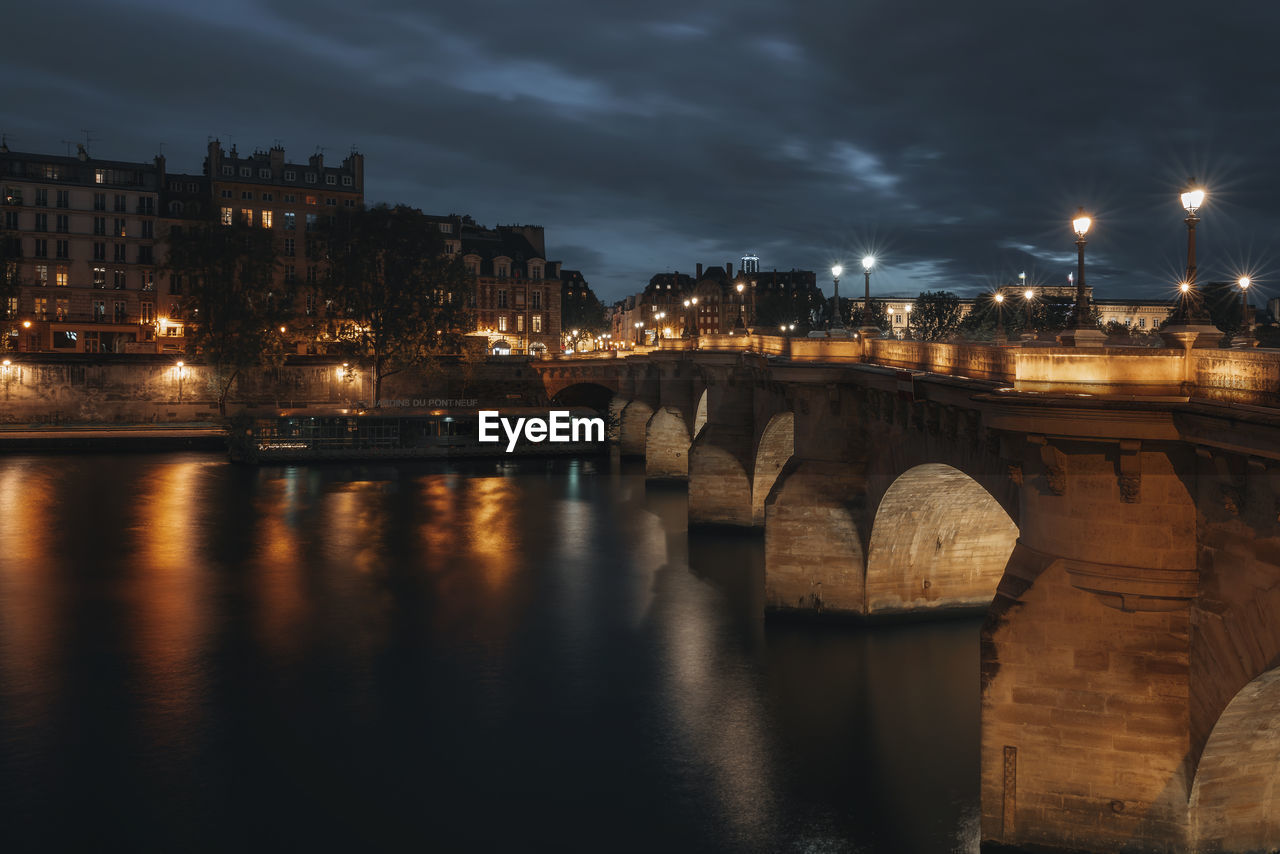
[0,453,981,852]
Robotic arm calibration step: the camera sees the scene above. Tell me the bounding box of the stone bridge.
[533,335,1280,854]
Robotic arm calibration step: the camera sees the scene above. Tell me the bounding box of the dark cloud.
[3,0,1276,302]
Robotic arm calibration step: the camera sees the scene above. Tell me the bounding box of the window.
[305,214,317,231]
[43,164,61,179]
[93,266,106,287]
[34,239,47,258]
[305,172,316,184]
[3,186,23,205]
[284,264,296,283]
[139,301,154,323]
[284,238,295,256]
[114,194,126,212]
[342,175,353,187]
[284,170,296,182]
[35,189,48,206]
[56,190,69,208]
[93,217,106,236]
[141,220,153,239]
[36,264,48,285]
[283,212,295,230]
[1138,317,1146,328]
[305,195,317,205]
[169,274,183,295]
[259,168,271,179]
[4,296,14,319]
[141,271,154,292]
[532,315,542,333]
[93,300,106,322]
[325,198,336,206]
[55,266,68,287]
[497,316,508,332]
[438,222,453,234]
[113,243,126,262]
[261,192,273,202]
[112,301,126,323]
[239,166,252,178]
[530,264,543,280]
[136,197,154,215]
[343,199,356,208]
[94,169,107,184]
[221,207,233,226]
[56,240,69,259]
[241,190,254,200]
[497,289,508,308]
[34,213,47,232]
[306,266,317,284]
[55,214,68,233]
[497,264,508,278]
[138,245,153,264]
[283,193,297,203]
[221,189,233,199]
[56,298,68,320]
[34,297,48,319]
[93,242,106,260]
[304,292,315,315]
[221,165,233,176]
[517,315,525,332]
[115,218,127,237]
[261,210,273,228]
[93,192,106,211]
[531,291,542,309]
[113,268,126,289]
[325,174,336,185]
[2,211,15,229]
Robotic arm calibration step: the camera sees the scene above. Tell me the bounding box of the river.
[0,453,982,852]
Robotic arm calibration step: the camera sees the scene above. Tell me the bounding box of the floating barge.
[228,406,606,463]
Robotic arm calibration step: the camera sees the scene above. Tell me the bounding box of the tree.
[910,291,963,341]
[312,205,472,403]
[1201,280,1247,347]
[166,212,285,413]
[561,278,607,350]
[849,298,889,332]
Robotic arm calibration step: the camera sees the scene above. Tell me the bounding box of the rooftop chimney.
[696,263,703,279]
[726,262,733,277]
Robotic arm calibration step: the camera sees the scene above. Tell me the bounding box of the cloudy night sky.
[2,0,1275,303]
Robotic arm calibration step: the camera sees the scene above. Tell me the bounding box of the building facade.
[2,143,167,353]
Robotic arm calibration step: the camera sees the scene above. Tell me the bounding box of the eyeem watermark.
[479,410,604,452]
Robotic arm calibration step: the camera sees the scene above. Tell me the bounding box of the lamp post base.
[1159,323,1222,349]
[1057,327,1107,348]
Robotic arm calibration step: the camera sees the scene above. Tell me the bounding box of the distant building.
[1,142,166,353]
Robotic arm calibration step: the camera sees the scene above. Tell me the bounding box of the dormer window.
[284,170,296,181]
[305,172,316,184]
[221,165,233,176]
[342,176,353,186]
[325,174,336,186]
[438,222,452,233]
[497,264,508,278]
[240,166,252,177]
[259,168,271,179]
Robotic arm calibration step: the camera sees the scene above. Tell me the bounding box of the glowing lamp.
[862,256,875,271]
[831,264,843,278]
[1024,289,1034,300]
[1181,185,1205,213]
[22,320,31,328]
[691,297,698,305]
[736,283,744,292]
[176,361,184,368]
[905,305,912,313]
[1239,277,1251,290]
[1072,209,1091,237]
[1180,282,1191,293]
[994,293,1004,303]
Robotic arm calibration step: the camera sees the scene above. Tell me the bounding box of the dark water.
[0,453,981,853]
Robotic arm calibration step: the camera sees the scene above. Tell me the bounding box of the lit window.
[532,315,542,333]
[261,210,273,228]
[56,266,68,287]
[284,212,295,230]
[240,209,253,226]
[221,207,233,226]
[497,316,507,332]
[94,169,106,184]
[305,195,317,205]
[36,264,48,285]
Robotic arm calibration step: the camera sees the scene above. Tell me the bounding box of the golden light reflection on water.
[250,471,306,659]
[418,475,459,558]
[130,459,220,750]
[462,477,521,591]
[323,483,388,576]
[0,461,59,719]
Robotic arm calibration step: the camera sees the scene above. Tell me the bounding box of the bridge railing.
[683,332,1280,405]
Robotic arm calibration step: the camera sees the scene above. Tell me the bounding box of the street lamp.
[994,293,1006,343]
[887,306,895,337]
[1060,208,1105,346]
[904,304,913,340]
[1234,277,1256,347]
[175,360,185,403]
[1022,286,1035,341]
[830,264,844,330]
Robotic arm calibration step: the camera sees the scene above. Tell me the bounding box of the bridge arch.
[1191,666,1280,852]
[865,464,1018,615]
[693,389,708,440]
[751,412,793,526]
[646,406,693,480]
[549,381,615,411]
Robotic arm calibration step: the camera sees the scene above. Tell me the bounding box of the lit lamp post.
[1233,277,1257,348]
[683,299,691,338]
[1163,180,1219,346]
[858,256,880,339]
[735,282,745,329]
[887,306,895,337]
[1021,286,1036,342]
[1060,208,1105,347]
[830,264,845,332]
[175,360,185,403]
[994,292,1006,343]
[904,304,913,340]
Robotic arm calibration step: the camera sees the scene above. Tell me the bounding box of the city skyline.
[3,1,1277,304]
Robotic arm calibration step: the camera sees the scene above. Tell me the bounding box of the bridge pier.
[687,359,757,526]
